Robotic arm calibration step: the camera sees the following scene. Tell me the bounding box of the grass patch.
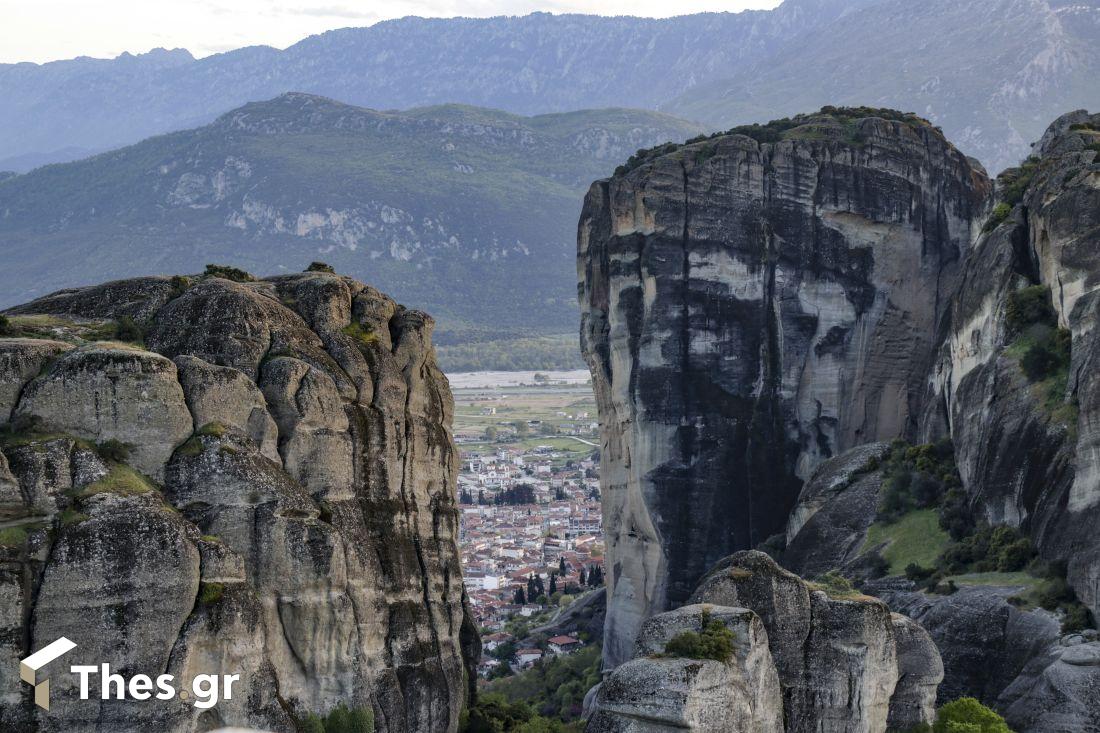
[60,508,90,526]
[863,509,951,576]
[0,527,28,548]
[983,202,1013,232]
[196,422,228,437]
[77,464,155,498]
[342,322,379,347]
[198,582,225,605]
[948,571,1037,588]
[809,570,877,601]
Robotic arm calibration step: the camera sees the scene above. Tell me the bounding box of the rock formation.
[587,551,941,732]
[0,271,479,733]
[920,110,1100,620]
[579,108,991,666]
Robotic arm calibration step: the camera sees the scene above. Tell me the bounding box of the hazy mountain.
[0,1,868,165]
[665,0,1100,171]
[4,0,1097,173]
[0,93,702,339]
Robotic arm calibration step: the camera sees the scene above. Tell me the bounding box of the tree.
[933,698,1011,733]
[579,567,587,586]
[514,586,526,605]
[514,420,530,437]
[485,426,499,442]
[460,488,473,505]
[559,557,567,576]
[549,573,558,595]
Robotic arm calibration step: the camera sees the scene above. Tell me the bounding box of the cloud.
[278,4,382,19]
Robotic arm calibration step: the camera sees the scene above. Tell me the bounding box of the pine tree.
[579,567,587,586]
[549,573,558,595]
[514,586,526,605]
[559,556,567,575]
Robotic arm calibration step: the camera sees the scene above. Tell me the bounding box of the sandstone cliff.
[579,108,991,667]
[0,270,479,732]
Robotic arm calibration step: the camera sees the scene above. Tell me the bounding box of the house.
[482,632,513,652]
[516,648,543,667]
[547,635,583,655]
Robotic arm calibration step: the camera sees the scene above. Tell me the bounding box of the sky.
[0,0,782,64]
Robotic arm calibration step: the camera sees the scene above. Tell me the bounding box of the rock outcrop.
[0,270,478,733]
[586,552,941,732]
[579,108,991,666]
[587,604,783,733]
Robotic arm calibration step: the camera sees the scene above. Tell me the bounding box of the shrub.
[662,610,735,663]
[1019,327,1071,382]
[1062,603,1093,634]
[113,316,144,343]
[0,314,12,336]
[983,202,1013,232]
[169,275,191,297]
[204,263,255,282]
[1005,285,1056,335]
[96,439,132,463]
[307,261,336,273]
[342,322,379,347]
[933,697,1011,733]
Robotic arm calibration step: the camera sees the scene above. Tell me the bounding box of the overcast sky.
[0,0,782,64]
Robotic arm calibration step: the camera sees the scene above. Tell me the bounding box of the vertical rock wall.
[579,111,989,667]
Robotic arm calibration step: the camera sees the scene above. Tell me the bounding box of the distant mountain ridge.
[0,1,873,168]
[0,93,703,339]
[2,0,1099,172]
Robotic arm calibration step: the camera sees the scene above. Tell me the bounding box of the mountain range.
[0,93,701,342]
[2,0,1098,173]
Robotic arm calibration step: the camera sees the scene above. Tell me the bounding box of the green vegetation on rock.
[932,697,1011,733]
[198,582,225,605]
[300,704,375,733]
[660,610,735,662]
[77,464,156,498]
[204,263,255,282]
[864,510,950,577]
[0,527,28,548]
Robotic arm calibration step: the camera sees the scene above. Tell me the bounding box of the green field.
[862,509,951,576]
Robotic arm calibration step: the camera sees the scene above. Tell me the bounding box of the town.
[449,371,605,678]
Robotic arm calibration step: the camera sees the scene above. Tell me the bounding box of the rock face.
[579,109,990,666]
[587,552,941,733]
[0,271,478,733]
[919,111,1100,619]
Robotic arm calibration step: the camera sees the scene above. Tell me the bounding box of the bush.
[1019,327,1071,382]
[307,261,336,273]
[1006,285,1056,335]
[96,439,132,463]
[302,704,375,733]
[933,697,1011,733]
[983,202,1013,232]
[204,263,255,282]
[662,610,735,663]
[113,316,144,343]
[168,275,191,297]
[0,314,12,337]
